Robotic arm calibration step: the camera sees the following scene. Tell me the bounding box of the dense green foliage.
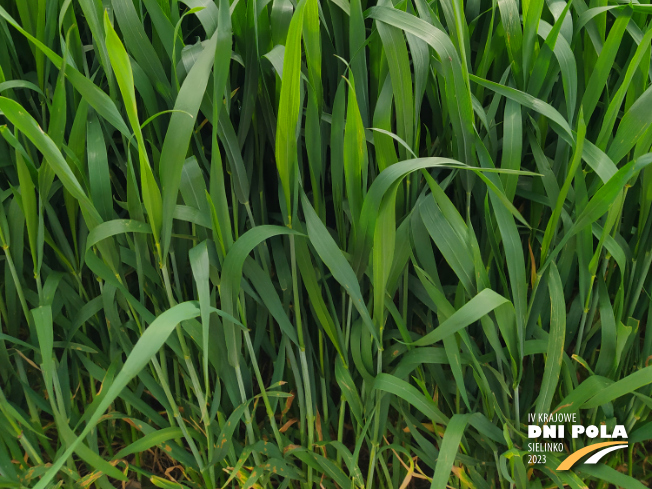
[1,0,652,487]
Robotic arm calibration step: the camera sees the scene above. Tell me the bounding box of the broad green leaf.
[0,97,102,229]
[374,373,448,424]
[413,289,510,346]
[496,0,523,83]
[113,427,183,460]
[159,30,217,260]
[470,74,574,143]
[534,263,565,415]
[15,153,38,274]
[343,73,367,226]
[33,302,202,489]
[220,226,301,367]
[301,192,377,343]
[583,366,652,409]
[431,414,474,489]
[581,9,631,121]
[104,11,162,244]
[275,0,306,221]
[189,241,211,390]
[87,112,113,222]
[367,6,475,163]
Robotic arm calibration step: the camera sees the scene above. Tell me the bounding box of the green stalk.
[337,397,347,467]
[161,262,212,475]
[234,363,262,463]
[338,293,354,469]
[365,342,384,489]
[289,232,315,488]
[2,246,31,325]
[0,386,43,465]
[319,330,329,424]
[151,356,209,471]
[242,319,284,450]
[344,298,354,347]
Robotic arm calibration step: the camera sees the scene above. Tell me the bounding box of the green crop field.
[1,0,652,487]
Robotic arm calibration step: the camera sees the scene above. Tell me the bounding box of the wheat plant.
[0,0,652,487]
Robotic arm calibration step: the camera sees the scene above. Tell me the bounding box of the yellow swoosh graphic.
[557,441,628,471]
